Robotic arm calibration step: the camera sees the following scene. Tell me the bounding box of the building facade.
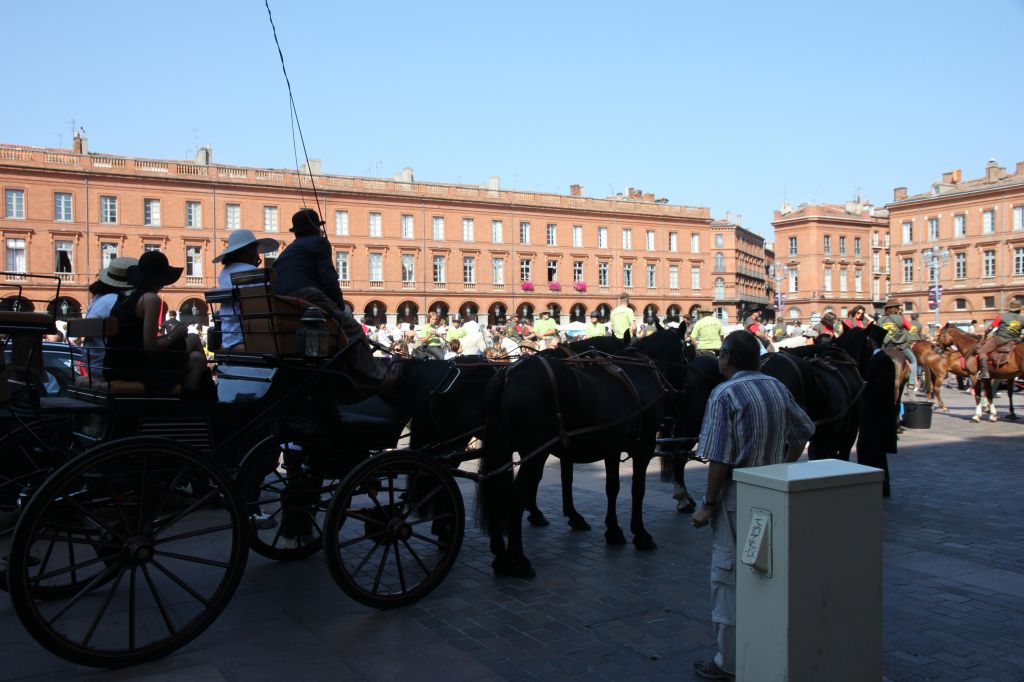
[771,201,890,324]
[1,137,742,329]
[708,214,770,323]
[887,159,1024,328]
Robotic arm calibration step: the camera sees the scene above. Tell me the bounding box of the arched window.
[714,278,725,299]
[397,301,419,325]
[714,252,725,271]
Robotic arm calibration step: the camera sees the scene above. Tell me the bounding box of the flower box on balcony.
[520,281,534,292]
[548,281,561,292]
[573,281,587,293]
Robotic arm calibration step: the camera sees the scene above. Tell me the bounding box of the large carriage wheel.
[6,437,248,668]
[323,451,464,610]
[237,435,339,561]
[0,416,78,594]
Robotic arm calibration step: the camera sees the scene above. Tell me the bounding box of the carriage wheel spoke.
[351,539,383,577]
[151,558,212,607]
[152,489,219,539]
[401,484,444,521]
[392,542,407,593]
[45,562,121,626]
[136,457,148,535]
[81,565,126,647]
[141,563,177,636]
[345,510,386,527]
[154,522,234,545]
[407,511,455,527]
[268,520,284,548]
[105,476,131,534]
[33,533,118,550]
[67,532,77,585]
[371,543,390,594]
[399,537,432,576]
[144,463,190,532]
[32,554,107,584]
[34,532,58,582]
[152,550,230,569]
[386,467,396,510]
[409,532,449,549]
[128,566,137,650]
[66,497,124,543]
[337,530,384,549]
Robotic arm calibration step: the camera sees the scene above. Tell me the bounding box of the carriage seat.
[228,268,347,355]
[0,311,57,334]
[66,316,182,396]
[0,311,56,405]
[337,395,406,429]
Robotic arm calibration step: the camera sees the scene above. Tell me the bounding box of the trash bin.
[903,400,933,429]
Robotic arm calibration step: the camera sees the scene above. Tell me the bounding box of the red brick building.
[887,159,1024,328]
[1,136,738,328]
[771,200,890,324]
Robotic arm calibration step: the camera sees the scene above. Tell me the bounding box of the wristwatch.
[701,495,717,507]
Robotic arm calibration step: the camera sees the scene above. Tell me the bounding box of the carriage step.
[250,512,278,530]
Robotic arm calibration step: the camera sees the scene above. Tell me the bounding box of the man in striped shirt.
[691,330,815,680]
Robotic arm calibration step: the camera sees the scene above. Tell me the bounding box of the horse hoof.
[989,416,998,423]
[971,416,981,423]
[1006,413,1018,421]
[527,512,550,527]
[605,529,627,545]
[568,516,591,531]
[676,496,696,514]
[492,556,535,579]
[633,535,658,551]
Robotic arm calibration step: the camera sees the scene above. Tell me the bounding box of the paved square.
[1,388,1022,680]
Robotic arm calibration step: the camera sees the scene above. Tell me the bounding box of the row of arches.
[357,300,696,326]
[0,295,212,325]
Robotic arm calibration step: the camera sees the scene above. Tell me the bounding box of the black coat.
[272,235,343,305]
[858,349,898,456]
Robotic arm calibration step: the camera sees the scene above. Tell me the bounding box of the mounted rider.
[878,299,918,394]
[688,307,724,356]
[972,299,1024,379]
[907,312,926,342]
[812,311,841,343]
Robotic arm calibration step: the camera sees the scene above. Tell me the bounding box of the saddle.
[986,341,1015,370]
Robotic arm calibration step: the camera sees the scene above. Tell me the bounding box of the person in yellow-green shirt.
[531,310,559,349]
[688,309,724,356]
[584,310,608,338]
[445,318,467,344]
[610,293,636,339]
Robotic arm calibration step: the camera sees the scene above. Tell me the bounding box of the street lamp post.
[768,264,789,321]
[922,246,950,331]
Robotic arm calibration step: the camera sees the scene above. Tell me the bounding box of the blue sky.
[4,1,1022,238]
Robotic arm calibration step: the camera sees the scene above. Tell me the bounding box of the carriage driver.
[273,208,394,391]
[971,298,1024,379]
[878,299,917,394]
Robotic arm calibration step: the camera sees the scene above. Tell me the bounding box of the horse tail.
[475,371,514,537]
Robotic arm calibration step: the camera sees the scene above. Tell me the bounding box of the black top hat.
[127,251,184,291]
[291,208,325,233]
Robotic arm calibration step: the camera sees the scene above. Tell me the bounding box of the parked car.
[2,342,85,396]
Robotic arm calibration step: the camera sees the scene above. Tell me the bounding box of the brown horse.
[917,345,971,412]
[882,347,913,404]
[936,324,1023,421]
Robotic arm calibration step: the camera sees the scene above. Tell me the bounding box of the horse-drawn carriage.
[0,271,471,667]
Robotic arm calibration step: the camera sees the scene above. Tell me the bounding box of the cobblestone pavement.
[1,386,1022,681]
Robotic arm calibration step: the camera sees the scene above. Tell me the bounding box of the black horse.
[762,327,868,460]
[477,327,687,578]
[659,354,725,513]
[661,330,869,505]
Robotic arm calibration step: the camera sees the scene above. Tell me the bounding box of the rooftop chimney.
[725,211,732,223]
[1015,162,1024,177]
[642,192,655,202]
[72,128,87,155]
[894,187,907,201]
[488,176,500,190]
[569,184,582,197]
[736,214,742,226]
[986,159,1005,183]
[393,167,414,183]
[299,158,322,176]
[194,145,212,166]
[627,187,642,200]
[941,171,954,184]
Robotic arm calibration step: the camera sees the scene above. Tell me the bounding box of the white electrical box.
[734,459,884,682]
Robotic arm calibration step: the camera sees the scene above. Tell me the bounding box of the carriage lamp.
[297,306,329,359]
